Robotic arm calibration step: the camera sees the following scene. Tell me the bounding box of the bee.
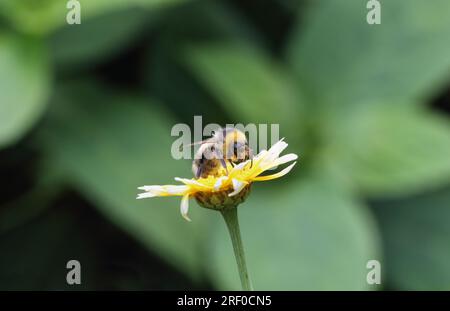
[192,128,252,179]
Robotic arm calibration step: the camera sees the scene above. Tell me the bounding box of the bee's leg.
[213,148,228,175]
[195,164,203,179]
[220,158,229,175]
[228,160,235,168]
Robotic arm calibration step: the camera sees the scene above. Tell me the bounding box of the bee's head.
[221,128,249,162]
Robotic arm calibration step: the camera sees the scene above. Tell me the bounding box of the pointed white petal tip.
[272,153,298,167]
[263,140,289,163]
[279,161,297,175]
[182,214,192,222]
[136,192,157,199]
[277,161,297,177]
[138,185,154,190]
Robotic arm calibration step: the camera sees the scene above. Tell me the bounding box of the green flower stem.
[220,207,253,291]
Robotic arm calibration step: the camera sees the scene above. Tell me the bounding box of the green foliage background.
[0,0,450,290]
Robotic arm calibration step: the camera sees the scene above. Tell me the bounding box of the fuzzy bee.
[191,128,252,179]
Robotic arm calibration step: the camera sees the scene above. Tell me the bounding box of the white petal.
[213,176,228,191]
[268,138,287,155]
[136,185,188,198]
[136,185,166,197]
[260,139,288,167]
[267,140,287,158]
[253,161,297,181]
[165,185,190,195]
[174,177,205,187]
[136,192,157,199]
[228,179,248,197]
[180,194,191,221]
[265,153,298,170]
[138,185,164,191]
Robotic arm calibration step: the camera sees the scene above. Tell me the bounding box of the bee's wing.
[180,139,215,151]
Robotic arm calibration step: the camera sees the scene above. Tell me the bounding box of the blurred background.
[1,0,450,290]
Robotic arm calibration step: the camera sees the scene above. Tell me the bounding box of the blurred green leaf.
[144,0,266,125]
[326,104,450,197]
[0,186,56,235]
[372,188,450,290]
[157,0,265,47]
[39,82,209,279]
[287,0,450,106]
[49,8,149,69]
[0,33,50,148]
[184,43,302,132]
[0,201,99,290]
[146,41,229,124]
[0,0,190,35]
[207,174,380,290]
[0,192,199,290]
